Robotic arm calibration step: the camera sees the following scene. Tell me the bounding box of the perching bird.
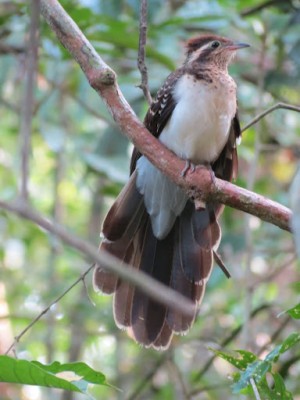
[93,34,249,350]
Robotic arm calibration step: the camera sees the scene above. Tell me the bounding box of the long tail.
[93,171,220,350]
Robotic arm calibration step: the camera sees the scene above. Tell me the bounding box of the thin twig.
[257,315,290,357]
[242,102,300,133]
[126,355,170,400]
[5,264,94,355]
[191,304,270,384]
[0,44,25,54]
[250,377,261,400]
[213,250,231,278]
[82,272,96,307]
[19,0,40,200]
[0,200,195,319]
[241,0,287,17]
[137,0,152,105]
[167,359,189,400]
[43,77,110,122]
[251,254,297,290]
[189,382,230,397]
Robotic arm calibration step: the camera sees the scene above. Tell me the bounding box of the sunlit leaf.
[0,356,110,395]
[232,360,271,393]
[209,348,257,370]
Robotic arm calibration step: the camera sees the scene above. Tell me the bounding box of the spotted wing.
[130,68,184,174]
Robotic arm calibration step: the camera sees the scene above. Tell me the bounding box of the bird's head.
[185,34,249,70]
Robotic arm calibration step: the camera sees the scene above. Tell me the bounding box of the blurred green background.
[0,0,299,399]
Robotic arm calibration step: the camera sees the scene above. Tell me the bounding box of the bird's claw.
[181,160,196,178]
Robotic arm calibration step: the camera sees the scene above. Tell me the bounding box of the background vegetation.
[0,0,299,399]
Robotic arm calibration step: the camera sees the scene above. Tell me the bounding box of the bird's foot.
[199,162,216,185]
[181,159,196,178]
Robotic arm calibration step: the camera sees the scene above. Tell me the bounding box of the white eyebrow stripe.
[188,41,214,62]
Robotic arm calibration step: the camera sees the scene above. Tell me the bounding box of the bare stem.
[5,264,94,355]
[137,0,152,105]
[242,102,300,133]
[250,378,261,400]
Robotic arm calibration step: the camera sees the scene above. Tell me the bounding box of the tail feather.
[152,321,173,350]
[166,204,217,333]
[94,176,222,348]
[114,213,148,328]
[102,172,142,240]
[131,219,174,345]
[94,172,144,294]
[178,202,217,283]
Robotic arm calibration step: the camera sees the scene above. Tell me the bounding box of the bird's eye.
[211,40,221,49]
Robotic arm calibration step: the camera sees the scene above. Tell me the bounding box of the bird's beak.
[226,42,250,51]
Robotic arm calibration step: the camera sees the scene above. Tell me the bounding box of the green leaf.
[271,373,293,399]
[287,303,300,319]
[209,348,257,370]
[264,332,300,364]
[0,356,110,395]
[232,360,271,393]
[249,373,293,400]
[230,333,300,394]
[279,332,300,353]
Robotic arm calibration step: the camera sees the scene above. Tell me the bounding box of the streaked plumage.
[93,34,248,349]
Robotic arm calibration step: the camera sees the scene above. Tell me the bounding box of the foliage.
[0,0,299,399]
[0,356,109,396]
[211,331,300,397]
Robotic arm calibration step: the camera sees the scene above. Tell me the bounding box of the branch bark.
[40,0,292,233]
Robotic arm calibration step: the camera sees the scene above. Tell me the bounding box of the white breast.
[159,74,237,163]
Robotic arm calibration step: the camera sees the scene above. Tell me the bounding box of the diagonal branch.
[40,0,291,233]
[0,200,195,318]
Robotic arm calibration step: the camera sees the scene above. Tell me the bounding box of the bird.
[93,34,249,350]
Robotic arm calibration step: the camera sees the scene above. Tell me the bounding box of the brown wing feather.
[130,69,184,173]
[212,112,241,181]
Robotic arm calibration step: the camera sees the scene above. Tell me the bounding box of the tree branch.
[40,0,291,233]
[0,200,195,319]
[19,0,40,200]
